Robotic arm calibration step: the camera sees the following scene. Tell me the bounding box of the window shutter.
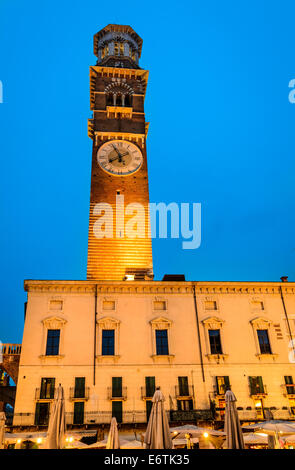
[224,376,230,391]
[258,376,263,392]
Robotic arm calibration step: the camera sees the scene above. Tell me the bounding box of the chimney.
[280,276,288,282]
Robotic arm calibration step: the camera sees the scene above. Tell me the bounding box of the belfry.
[87,25,153,281]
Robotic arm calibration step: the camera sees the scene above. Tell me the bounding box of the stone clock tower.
[87,24,153,281]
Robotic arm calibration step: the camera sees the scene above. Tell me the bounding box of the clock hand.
[112,144,123,158]
[109,155,119,163]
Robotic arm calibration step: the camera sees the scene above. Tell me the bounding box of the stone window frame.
[202,296,219,312]
[201,316,228,362]
[150,317,174,363]
[96,317,121,363]
[250,316,277,360]
[101,297,117,313]
[40,316,67,360]
[48,297,64,313]
[249,297,266,313]
[152,297,168,313]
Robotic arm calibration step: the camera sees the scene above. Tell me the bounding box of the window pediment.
[42,316,67,329]
[97,316,120,329]
[150,317,172,330]
[250,317,272,328]
[202,316,224,329]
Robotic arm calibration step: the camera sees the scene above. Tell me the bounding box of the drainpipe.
[192,284,205,382]
[279,276,294,355]
[93,284,98,386]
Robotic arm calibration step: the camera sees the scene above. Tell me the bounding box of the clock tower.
[87,24,153,281]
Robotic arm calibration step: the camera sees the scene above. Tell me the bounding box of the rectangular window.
[49,300,63,310]
[145,376,155,397]
[112,377,122,398]
[204,301,217,310]
[102,330,115,356]
[216,376,230,395]
[177,399,193,411]
[251,301,264,310]
[156,329,169,355]
[40,378,55,399]
[102,300,115,310]
[249,376,264,395]
[257,329,271,354]
[74,377,85,398]
[73,402,84,425]
[209,329,222,354]
[153,301,166,310]
[35,402,50,426]
[112,401,122,423]
[285,376,295,394]
[178,377,189,396]
[45,329,60,356]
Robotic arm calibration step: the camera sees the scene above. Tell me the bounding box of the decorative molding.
[205,354,228,363]
[96,355,121,364]
[42,316,67,329]
[250,316,272,328]
[201,316,225,329]
[97,316,120,329]
[151,354,175,364]
[94,131,145,149]
[150,317,172,330]
[24,280,295,296]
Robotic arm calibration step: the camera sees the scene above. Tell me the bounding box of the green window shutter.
[258,376,263,392]
[35,403,40,425]
[74,402,84,425]
[75,377,85,398]
[178,376,189,395]
[249,376,254,394]
[112,401,123,423]
[145,377,155,396]
[224,376,230,391]
[112,377,122,397]
[285,376,292,384]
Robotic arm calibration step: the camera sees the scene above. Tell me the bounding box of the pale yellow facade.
[13,279,295,427]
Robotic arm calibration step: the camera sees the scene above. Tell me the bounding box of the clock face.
[97,140,143,176]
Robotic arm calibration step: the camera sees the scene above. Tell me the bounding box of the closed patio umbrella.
[45,384,66,449]
[224,390,245,449]
[0,412,5,449]
[106,417,120,449]
[144,388,172,449]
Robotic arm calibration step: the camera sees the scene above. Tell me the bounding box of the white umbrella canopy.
[144,388,173,449]
[243,433,268,445]
[282,434,295,443]
[242,420,295,436]
[0,412,6,449]
[224,390,245,449]
[45,384,66,449]
[170,424,225,439]
[106,417,120,449]
[120,439,144,449]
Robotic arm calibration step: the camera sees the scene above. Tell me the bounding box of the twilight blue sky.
[0,0,295,342]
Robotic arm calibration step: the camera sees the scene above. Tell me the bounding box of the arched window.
[105,83,134,109]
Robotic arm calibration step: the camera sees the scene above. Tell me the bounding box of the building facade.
[12,25,295,429]
[13,279,295,427]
